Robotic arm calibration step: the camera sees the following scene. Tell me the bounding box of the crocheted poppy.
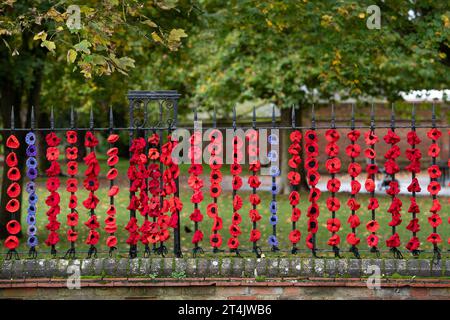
[45,231,59,246]
[67,213,79,227]
[6,220,21,235]
[347,198,361,211]
[385,159,400,175]
[366,220,380,232]
[83,177,99,192]
[288,155,301,169]
[210,183,222,198]
[427,233,442,244]
[407,131,421,145]
[307,219,318,233]
[66,178,78,193]
[307,203,319,218]
[46,161,61,177]
[325,157,341,174]
[233,195,243,210]
[326,197,340,211]
[305,233,314,249]
[83,192,100,209]
[326,218,341,233]
[7,167,21,181]
[347,214,360,228]
[291,208,301,222]
[46,132,61,147]
[248,176,261,188]
[427,128,442,140]
[232,176,243,190]
[364,131,379,145]
[304,130,317,142]
[7,135,20,149]
[306,170,320,186]
[428,165,442,179]
[106,236,118,248]
[6,152,18,167]
[427,181,441,196]
[347,130,361,142]
[325,129,340,142]
[367,234,379,247]
[6,199,20,213]
[386,233,400,247]
[67,229,78,242]
[249,194,261,205]
[7,183,21,198]
[346,233,360,246]
[210,233,222,247]
[4,236,19,250]
[249,209,262,222]
[326,179,340,193]
[304,142,318,157]
[231,212,242,225]
[405,237,420,251]
[287,171,301,185]
[384,130,400,144]
[428,214,442,228]
[229,224,242,237]
[289,230,301,244]
[428,144,440,157]
[108,186,120,197]
[289,191,300,206]
[325,143,339,157]
[345,144,361,157]
[327,234,340,246]
[85,131,99,148]
[85,230,100,245]
[249,229,261,242]
[290,131,302,143]
[66,130,78,144]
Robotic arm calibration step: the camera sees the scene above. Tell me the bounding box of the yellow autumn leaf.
[67,49,77,63]
[151,31,164,44]
[33,31,47,41]
[41,40,56,52]
[168,28,188,42]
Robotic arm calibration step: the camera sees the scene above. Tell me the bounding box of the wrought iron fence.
[0,90,449,261]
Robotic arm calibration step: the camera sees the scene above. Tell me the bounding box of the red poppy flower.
[249,209,262,222]
[350,180,361,195]
[326,218,341,233]
[366,164,378,175]
[108,155,119,166]
[347,130,361,142]
[386,233,400,247]
[188,164,202,176]
[287,171,301,185]
[327,234,340,246]
[308,218,318,233]
[407,198,420,214]
[347,198,361,211]
[69,195,78,209]
[386,181,400,196]
[289,229,301,244]
[428,213,442,228]
[304,157,318,171]
[7,183,21,198]
[84,215,100,230]
[305,233,314,249]
[364,131,378,145]
[248,176,261,188]
[66,130,78,144]
[104,169,117,182]
[249,160,261,172]
[307,170,320,186]
[326,197,340,212]
[108,186,120,197]
[307,203,319,219]
[427,181,441,196]
[347,214,360,228]
[430,199,441,213]
[249,194,261,206]
[407,131,421,145]
[289,191,300,206]
[6,135,20,149]
[348,163,362,177]
[291,208,301,222]
[325,157,341,174]
[427,128,442,141]
[85,131,99,148]
[232,175,243,190]
[304,130,317,142]
[67,161,78,176]
[305,142,318,156]
[345,144,361,157]
[249,229,261,242]
[6,199,20,213]
[67,229,78,242]
[325,143,339,157]
[407,178,421,193]
[85,162,100,178]
[309,187,321,202]
[405,236,420,251]
[7,167,21,181]
[232,212,242,225]
[46,219,61,231]
[290,131,302,143]
[107,147,118,157]
[366,220,379,233]
[346,233,360,246]
[210,170,222,184]
[67,213,79,227]
[6,152,18,167]
[233,195,243,210]
[126,232,140,245]
[428,165,442,179]
[367,234,379,247]
[66,147,78,160]
[385,159,400,175]
[364,148,376,159]
[406,218,420,233]
[405,160,421,174]
[210,233,222,248]
[6,220,21,235]
[383,130,400,144]
[84,177,99,192]
[66,178,78,193]
[46,132,61,147]
[105,134,118,144]
[288,155,301,169]
[210,183,222,198]
[405,148,422,161]
[325,129,340,142]
[45,231,59,246]
[4,236,19,250]
[227,237,239,249]
[364,179,375,192]
[206,203,218,218]
[148,133,160,146]
[428,144,440,157]
[427,233,442,244]
[326,179,340,193]
[83,192,100,209]
[106,236,118,247]
[85,230,100,245]
[229,224,242,237]
[384,145,401,159]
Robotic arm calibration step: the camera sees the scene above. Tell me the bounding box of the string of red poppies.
[304,129,320,256]
[188,130,204,255]
[105,133,120,255]
[405,122,422,255]
[364,127,380,255]
[248,130,262,257]
[228,130,243,255]
[288,130,302,253]
[325,128,342,257]
[4,133,22,259]
[138,133,153,257]
[384,127,403,258]
[208,131,223,252]
[44,132,62,256]
[65,130,79,258]
[346,128,362,258]
[426,127,443,259]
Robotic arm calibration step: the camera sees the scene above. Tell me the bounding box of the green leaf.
[142,19,157,28]
[168,28,187,42]
[41,40,56,52]
[67,49,77,63]
[74,40,92,54]
[151,31,164,44]
[155,0,178,10]
[33,31,47,41]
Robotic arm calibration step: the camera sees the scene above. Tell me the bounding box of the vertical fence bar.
[128,98,138,258]
[26,106,38,259]
[269,105,280,252]
[173,97,182,258]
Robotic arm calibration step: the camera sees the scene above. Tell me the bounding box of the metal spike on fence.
[232,105,237,130]
[311,104,316,129]
[10,106,15,130]
[391,103,395,129]
[271,105,276,127]
[70,106,75,129]
[31,105,36,130]
[411,103,416,128]
[194,106,198,121]
[50,106,55,130]
[213,106,217,128]
[331,104,336,128]
[291,105,296,128]
[432,103,436,128]
[351,104,355,130]
[370,103,375,129]
[89,107,94,130]
[252,105,256,129]
[109,106,114,129]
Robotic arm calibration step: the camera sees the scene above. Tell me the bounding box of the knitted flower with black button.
[288,130,302,253]
[208,136,224,252]
[25,131,38,257]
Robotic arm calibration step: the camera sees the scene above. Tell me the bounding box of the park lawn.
[7,172,449,260]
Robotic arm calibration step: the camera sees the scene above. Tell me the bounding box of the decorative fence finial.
[194,106,198,122]
[331,104,336,129]
[213,106,217,128]
[432,103,436,128]
[109,106,114,128]
[252,106,256,129]
[411,103,416,128]
[50,106,55,130]
[89,107,94,130]
[391,103,395,129]
[370,103,375,129]
[31,105,36,130]
[232,105,237,130]
[311,104,316,129]
[291,105,296,128]
[351,104,355,130]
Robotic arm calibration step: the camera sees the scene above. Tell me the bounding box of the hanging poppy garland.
[105,132,120,256]
[44,132,62,256]
[405,127,422,255]
[25,131,38,257]
[247,130,262,257]
[4,133,22,259]
[65,130,79,258]
[188,130,204,255]
[325,128,342,257]
[83,131,101,258]
[304,129,320,256]
[364,128,380,255]
[208,131,224,252]
[137,134,152,257]
[383,128,403,258]
[268,132,281,251]
[228,130,243,255]
[426,127,443,259]
[346,128,362,258]
[288,130,302,253]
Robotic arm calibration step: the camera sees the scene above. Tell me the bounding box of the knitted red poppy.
[6,135,20,149]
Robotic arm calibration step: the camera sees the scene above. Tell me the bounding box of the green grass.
[6,160,450,259]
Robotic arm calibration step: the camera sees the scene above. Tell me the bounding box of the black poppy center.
[308,134,315,140]
[310,175,316,181]
[310,207,316,214]
[310,221,316,228]
[308,161,315,168]
[308,146,315,153]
